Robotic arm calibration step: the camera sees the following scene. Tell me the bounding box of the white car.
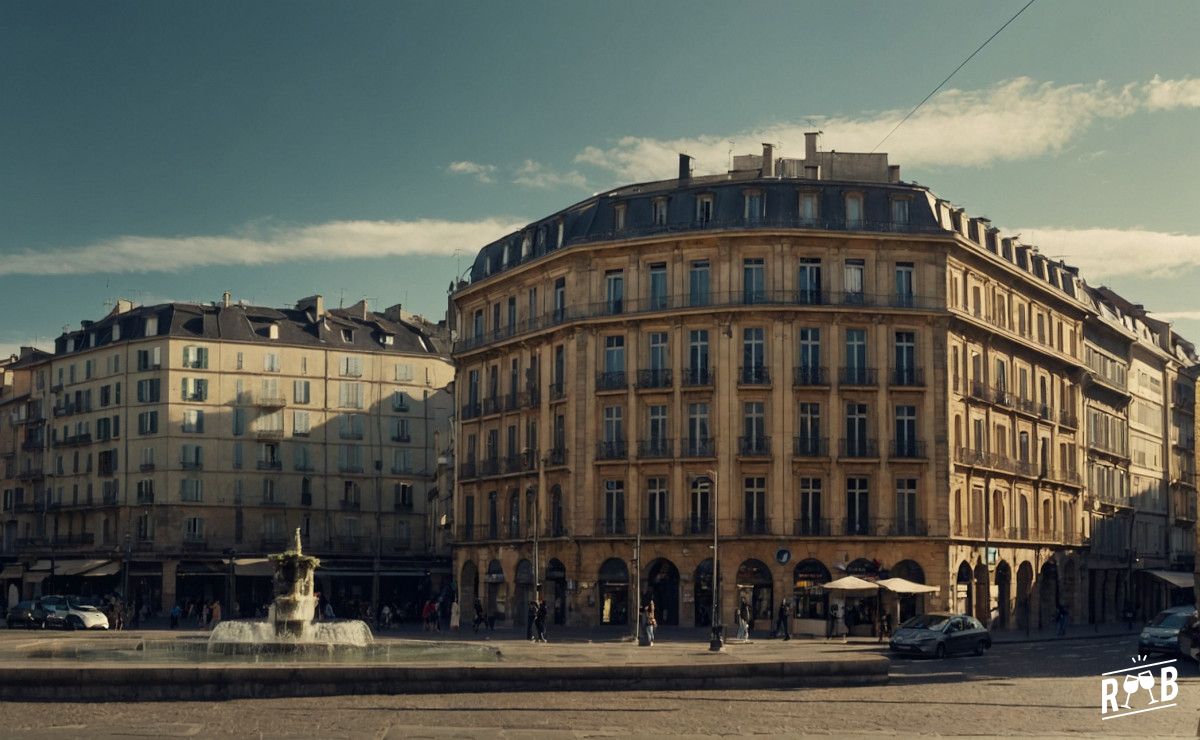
[37,596,110,630]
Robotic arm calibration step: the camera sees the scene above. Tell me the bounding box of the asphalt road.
[0,634,1197,738]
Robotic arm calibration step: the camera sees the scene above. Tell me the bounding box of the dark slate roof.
[53,301,446,358]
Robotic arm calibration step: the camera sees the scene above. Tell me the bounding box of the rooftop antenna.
[339,289,345,308]
[728,139,734,171]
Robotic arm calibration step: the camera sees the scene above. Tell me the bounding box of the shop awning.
[0,565,24,579]
[55,559,111,577]
[877,577,938,595]
[821,576,879,592]
[83,561,121,577]
[1143,570,1195,590]
[234,558,275,577]
[26,560,52,572]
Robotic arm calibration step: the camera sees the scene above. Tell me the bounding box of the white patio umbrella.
[821,575,879,592]
[877,577,938,594]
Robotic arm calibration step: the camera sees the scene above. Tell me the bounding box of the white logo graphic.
[1100,656,1179,720]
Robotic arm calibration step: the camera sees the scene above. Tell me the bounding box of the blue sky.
[2,0,1199,354]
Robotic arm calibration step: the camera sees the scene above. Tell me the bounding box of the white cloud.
[446,160,498,184]
[1151,311,1200,322]
[511,159,588,190]
[574,75,1195,181]
[0,218,525,277]
[1015,227,1200,280]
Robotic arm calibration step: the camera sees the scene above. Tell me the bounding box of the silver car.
[1139,605,1195,658]
[889,613,992,659]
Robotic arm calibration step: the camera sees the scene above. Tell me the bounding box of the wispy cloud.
[1016,227,1200,280]
[446,160,498,184]
[1151,311,1200,322]
[575,76,1200,181]
[511,159,588,190]
[0,218,525,277]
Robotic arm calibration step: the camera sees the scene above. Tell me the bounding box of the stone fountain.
[209,528,373,652]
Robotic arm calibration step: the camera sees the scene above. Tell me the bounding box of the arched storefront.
[792,558,831,636]
[545,558,568,625]
[736,559,773,628]
[843,558,881,636]
[693,558,719,626]
[514,559,534,628]
[597,558,629,626]
[645,558,680,626]
[973,561,990,624]
[995,561,1012,629]
[1016,561,1034,631]
[460,560,479,603]
[485,559,506,622]
[955,561,973,615]
[889,559,927,623]
[1039,560,1059,630]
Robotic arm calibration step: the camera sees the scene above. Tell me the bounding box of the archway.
[460,560,479,603]
[693,558,720,626]
[1038,560,1059,630]
[955,561,973,615]
[973,561,990,623]
[890,559,927,622]
[545,558,567,625]
[792,558,831,633]
[514,559,534,628]
[994,561,1012,629]
[1061,558,1078,624]
[1016,561,1034,631]
[597,558,629,625]
[645,558,680,626]
[485,559,506,622]
[737,559,774,628]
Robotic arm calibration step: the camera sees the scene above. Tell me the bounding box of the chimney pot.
[761,143,775,177]
[804,131,820,159]
[677,153,693,181]
[222,291,232,308]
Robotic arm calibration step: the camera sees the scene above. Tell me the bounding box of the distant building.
[449,133,1197,631]
[0,294,454,617]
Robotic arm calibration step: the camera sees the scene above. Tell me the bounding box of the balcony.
[681,367,713,387]
[459,461,477,479]
[1059,410,1079,428]
[739,366,770,386]
[256,460,283,471]
[890,367,925,387]
[839,367,876,386]
[595,517,626,536]
[460,403,481,420]
[337,463,364,474]
[180,460,203,470]
[843,519,873,536]
[59,433,93,447]
[255,428,285,441]
[793,518,831,536]
[793,436,828,457]
[21,439,44,452]
[16,467,44,481]
[681,437,715,458]
[596,440,628,460]
[139,462,156,472]
[739,518,770,535]
[546,447,568,467]
[637,438,673,459]
[253,394,287,408]
[482,397,501,416]
[338,429,364,441]
[479,458,500,476]
[643,518,673,536]
[502,454,522,474]
[887,520,929,536]
[738,436,771,457]
[793,366,827,386]
[339,499,361,511]
[260,495,286,507]
[136,491,154,505]
[503,393,522,412]
[391,432,412,443]
[889,440,927,459]
[636,369,673,390]
[548,382,566,402]
[839,438,878,459]
[596,371,628,392]
[683,516,713,535]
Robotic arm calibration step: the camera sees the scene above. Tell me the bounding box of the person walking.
[526,600,537,641]
[169,603,181,629]
[472,598,485,634]
[881,611,893,642]
[450,600,461,631]
[1056,603,1068,636]
[776,599,791,641]
[535,599,548,643]
[826,603,837,640]
[735,599,749,641]
[210,600,222,629]
[644,600,657,646]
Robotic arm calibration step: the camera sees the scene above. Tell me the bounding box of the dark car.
[1139,605,1196,658]
[6,600,43,629]
[889,613,992,658]
[1178,611,1200,662]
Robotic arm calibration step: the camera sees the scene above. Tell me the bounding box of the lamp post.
[699,469,721,652]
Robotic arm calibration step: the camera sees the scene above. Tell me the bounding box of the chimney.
[222,291,232,308]
[804,131,820,159]
[888,165,901,183]
[761,143,775,177]
[677,153,693,181]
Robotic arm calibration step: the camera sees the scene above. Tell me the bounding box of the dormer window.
[502,242,513,267]
[651,197,668,226]
[112,323,121,341]
[614,203,627,231]
[556,218,564,248]
[145,316,158,336]
[890,197,909,227]
[743,190,765,222]
[381,334,394,346]
[268,324,280,340]
[844,192,864,229]
[537,225,547,249]
[521,232,532,258]
[341,328,354,343]
[799,190,819,224]
[695,194,714,225]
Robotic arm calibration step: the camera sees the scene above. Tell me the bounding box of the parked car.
[1178,610,1200,662]
[1139,605,1196,658]
[889,613,992,658]
[6,600,47,629]
[35,595,109,630]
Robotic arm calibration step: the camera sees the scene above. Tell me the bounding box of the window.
[895,480,918,532]
[651,198,668,226]
[182,346,208,369]
[797,402,821,454]
[507,296,517,329]
[602,480,626,533]
[339,382,363,409]
[743,476,767,531]
[472,309,484,338]
[136,411,158,435]
[605,270,624,314]
[614,203,627,231]
[294,444,311,472]
[144,316,158,335]
[798,328,821,383]
[180,443,202,468]
[742,402,766,451]
[742,327,766,383]
[696,194,713,224]
[293,411,310,436]
[396,483,414,510]
[393,448,413,473]
[526,288,538,323]
[339,413,364,440]
[895,263,914,306]
[292,379,310,405]
[743,258,766,304]
[687,330,709,383]
[181,479,203,503]
[339,356,363,377]
[843,259,865,303]
[603,335,625,374]
[602,405,624,444]
[890,198,909,226]
[264,353,280,372]
[744,190,765,221]
[894,331,916,384]
[845,328,867,383]
[646,477,668,533]
[553,277,567,322]
[895,405,917,457]
[690,477,711,532]
[182,409,204,433]
[136,378,160,403]
[647,405,668,448]
[232,408,245,436]
[180,377,208,402]
[845,193,863,228]
[845,403,869,456]
[686,402,710,453]
[799,191,819,223]
[798,259,822,305]
[648,263,668,310]
[798,478,822,534]
[846,477,869,534]
[689,260,711,307]
[338,444,363,472]
[392,417,411,442]
[341,327,354,343]
[184,516,204,540]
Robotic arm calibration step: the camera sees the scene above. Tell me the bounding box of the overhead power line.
[871,0,1039,153]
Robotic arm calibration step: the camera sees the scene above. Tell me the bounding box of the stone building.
[0,294,454,617]
[447,134,1181,632]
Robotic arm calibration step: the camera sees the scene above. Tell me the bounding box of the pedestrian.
[734,600,748,640]
[526,600,537,641]
[210,600,222,629]
[644,599,656,645]
[450,599,461,631]
[324,600,335,621]
[738,599,751,640]
[535,599,548,643]
[843,603,853,643]
[826,603,837,640]
[1056,603,1068,636]
[776,599,791,641]
[882,611,893,641]
[169,603,181,629]
[472,598,485,634]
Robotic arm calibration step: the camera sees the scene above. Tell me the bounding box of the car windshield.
[901,614,949,631]
[1148,611,1191,629]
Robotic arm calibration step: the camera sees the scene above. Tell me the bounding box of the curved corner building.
[451,135,1095,633]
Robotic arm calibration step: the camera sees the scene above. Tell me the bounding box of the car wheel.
[934,643,946,659]
[66,616,80,631]
[974,640,986,656]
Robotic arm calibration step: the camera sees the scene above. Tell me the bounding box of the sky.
[1,0,1199,356]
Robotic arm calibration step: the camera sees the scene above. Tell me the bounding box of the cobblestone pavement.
[0,635,1197,738]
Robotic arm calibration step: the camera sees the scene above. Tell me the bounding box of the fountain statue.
[209,528,373,651]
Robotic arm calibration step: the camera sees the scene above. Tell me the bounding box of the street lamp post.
[702,469,721,652]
